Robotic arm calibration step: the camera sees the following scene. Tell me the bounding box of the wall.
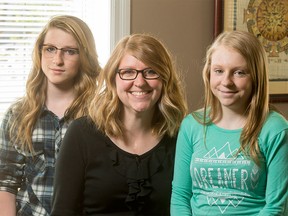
[131,0,288,118]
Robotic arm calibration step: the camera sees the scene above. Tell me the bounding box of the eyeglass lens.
[118,69,160,80]
[41,45,79,60]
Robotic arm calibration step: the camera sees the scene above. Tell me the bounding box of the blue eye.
[144,69,157,75]
[234,70,248,77]
[62,48,79,55]
[214,69,223,74]
[46,46,57,53]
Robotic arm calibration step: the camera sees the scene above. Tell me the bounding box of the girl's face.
[41,28,80,90]
[116,53,163,116]
[210,45,252,113]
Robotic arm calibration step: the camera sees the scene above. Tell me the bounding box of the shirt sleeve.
[0,109,25,194]
[51,119,86,216]
[258,116,288,216]
[171,115,194,215]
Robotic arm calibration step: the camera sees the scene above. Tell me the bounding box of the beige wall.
[131,0,288,118]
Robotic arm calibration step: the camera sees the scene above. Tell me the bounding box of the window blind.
[0,0,113,121]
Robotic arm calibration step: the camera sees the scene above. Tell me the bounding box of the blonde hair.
[197,30,272,164]
[89,33,188,138]
[9,15,101,153]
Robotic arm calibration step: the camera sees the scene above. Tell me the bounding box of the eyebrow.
[42,43,79,49]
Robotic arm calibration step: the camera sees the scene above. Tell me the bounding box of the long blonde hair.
[198,30,272,164]
[89,33,188,138]
[9,15,101,153]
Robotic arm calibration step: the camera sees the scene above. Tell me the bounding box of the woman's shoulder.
[259,111,288,141]
[181,110,205,126]
[262,111,288,131]
[257,111,288,159]
[68,116,99,134]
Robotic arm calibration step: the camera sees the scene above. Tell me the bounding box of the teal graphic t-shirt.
[171,111,288,215]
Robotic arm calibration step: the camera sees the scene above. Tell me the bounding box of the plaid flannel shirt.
[0,107,70,215]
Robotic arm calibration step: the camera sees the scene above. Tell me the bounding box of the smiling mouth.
[51,69,64,72]
[131,91,150,96]
[219,89,237,94]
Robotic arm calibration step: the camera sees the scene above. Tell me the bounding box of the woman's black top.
[51,117,176,216]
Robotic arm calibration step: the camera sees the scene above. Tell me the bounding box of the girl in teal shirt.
[171,31,288,215]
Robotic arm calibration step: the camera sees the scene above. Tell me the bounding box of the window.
[0,0,130,120]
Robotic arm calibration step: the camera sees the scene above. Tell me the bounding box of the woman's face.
[116,53,163,116]
[210,45,252,113]
[41,27,80,90]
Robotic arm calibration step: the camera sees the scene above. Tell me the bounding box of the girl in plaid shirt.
[0,15,101,215]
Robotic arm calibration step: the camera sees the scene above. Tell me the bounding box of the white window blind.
[0,0,124,121]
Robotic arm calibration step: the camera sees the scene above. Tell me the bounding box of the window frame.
[110,0,131,51]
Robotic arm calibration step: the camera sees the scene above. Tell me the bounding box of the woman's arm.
[259,126,288,215]
[0,109,25,215]
[171,116,194,215]
[0,191,16,216]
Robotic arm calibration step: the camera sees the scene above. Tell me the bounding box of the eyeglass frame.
[41,44,80,60]
[117,68,160,80]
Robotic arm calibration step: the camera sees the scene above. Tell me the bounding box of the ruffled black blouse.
[52,117,176,216]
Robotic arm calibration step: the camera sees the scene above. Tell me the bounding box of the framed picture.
[214,0,288,102]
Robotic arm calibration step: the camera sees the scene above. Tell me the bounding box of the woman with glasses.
[51,33,188,215]
[0,15,101,215]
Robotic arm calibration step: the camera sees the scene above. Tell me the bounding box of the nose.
[221,73,234,86]
[134,72,147,86]
[52,50,64,65]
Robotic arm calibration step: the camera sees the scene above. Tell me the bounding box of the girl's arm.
[171,116,194,216]
[0,192,16,216]
[259,124,288,215]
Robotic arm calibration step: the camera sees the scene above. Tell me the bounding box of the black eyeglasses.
[117,68,160,80]
[41,44,79,60]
